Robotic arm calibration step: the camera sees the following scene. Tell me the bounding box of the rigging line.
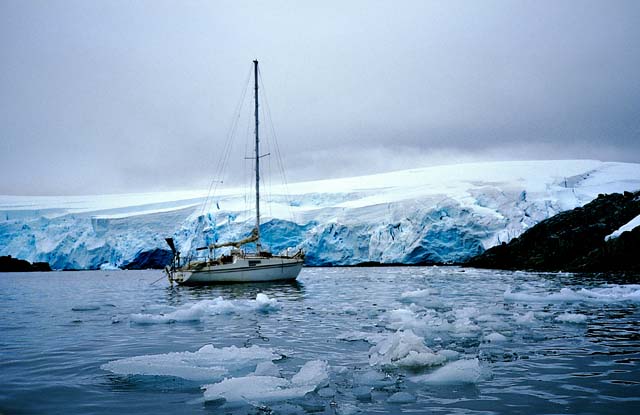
[259,87,274,220]
[211,66,252,207]
[258,68,289,190]
[243,98,254,222]
[203,72,248,214]
[201,64,253,216]
[258,69,295,222]
[202,66,251,215]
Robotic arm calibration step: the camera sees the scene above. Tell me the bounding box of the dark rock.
[466,191,640,272]
[122,249,173,270]
[0,255,52,272]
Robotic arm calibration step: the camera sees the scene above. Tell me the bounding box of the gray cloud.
[1,0,639,195]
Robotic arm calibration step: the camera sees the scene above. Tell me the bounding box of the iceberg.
[1,160,639,269]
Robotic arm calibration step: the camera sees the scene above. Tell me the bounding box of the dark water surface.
[1,267,639,414]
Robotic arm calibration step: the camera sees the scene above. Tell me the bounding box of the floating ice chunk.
[384,308,429,333]
[252,361,281,377]
[556,313,588,323]
[353,370,394,387]
[317,387,335,397]
[336,403,361,415]
[450,307,481,337]
[203,375,307,407]
[202,360,329,407]
[399,288,442,307]
[336,331,385,344]
[576,285,640,302]
[369,330,447,368]
[400,288,438,301]
[387,391,416,403]
[504,288,582,303]
[505,285,640,303]
[268,403,306,414]
[411,359,485,384]
[253,293,280,312]
[101,344,281,381]
[130,293,280,324]
[291,360,329,388]
[484,332,507,342]
[130,298,229,324]
[352,386,373,400]
[515,311,536,324]
[396,350,447,368]
[438,349,460,360]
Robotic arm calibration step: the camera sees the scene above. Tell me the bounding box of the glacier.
[1,160,639,270]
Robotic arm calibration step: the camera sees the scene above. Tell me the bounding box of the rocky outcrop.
[0,255,51,272]
[466,191,640,272]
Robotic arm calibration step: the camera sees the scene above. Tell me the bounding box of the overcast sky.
[1,0,639,195]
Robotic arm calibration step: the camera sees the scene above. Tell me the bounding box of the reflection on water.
[0,267,639,415]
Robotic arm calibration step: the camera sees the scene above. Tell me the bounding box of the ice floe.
[353,370,395,387]
[368,330,448,368]
[411,358,486,384]
[101,344,281,381]
[387,391,417,403]
[129,293,280,324]
[514,311,537,324]
[252,361,281,377]
[505,285,640,303]
[484,332,508,342]
[399,288,443,308]
[202,360,329,407]
[336,330,386,344]
[556,313,588,323]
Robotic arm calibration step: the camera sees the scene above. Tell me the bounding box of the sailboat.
[164,60,305,285]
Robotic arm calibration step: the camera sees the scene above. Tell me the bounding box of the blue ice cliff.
[1,160,639,269]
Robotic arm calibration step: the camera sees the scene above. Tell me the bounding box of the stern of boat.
[165,266,191,285]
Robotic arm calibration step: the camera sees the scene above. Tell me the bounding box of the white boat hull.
[172,256,303,285]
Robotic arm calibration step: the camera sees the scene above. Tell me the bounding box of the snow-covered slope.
[1,160,639,269]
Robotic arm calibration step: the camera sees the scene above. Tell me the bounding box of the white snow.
[1,160,639,268]
[100,344,281,381]
[605,214,640,241]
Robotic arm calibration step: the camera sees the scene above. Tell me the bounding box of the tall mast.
[253,60,261,251]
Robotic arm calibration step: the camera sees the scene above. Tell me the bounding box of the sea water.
[1,267,639,414]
